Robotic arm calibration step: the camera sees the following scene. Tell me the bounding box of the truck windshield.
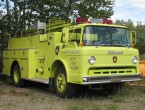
[83,26,131,47]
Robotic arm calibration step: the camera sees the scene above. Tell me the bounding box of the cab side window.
[69,29,81,44]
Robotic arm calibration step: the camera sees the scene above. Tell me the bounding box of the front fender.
[50,58,71,82]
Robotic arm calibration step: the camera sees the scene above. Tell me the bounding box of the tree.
[114,19,135,31]
[1,0,12,33]
[77,0,115,18]
[0,0,115,37]
[135,23,145,54]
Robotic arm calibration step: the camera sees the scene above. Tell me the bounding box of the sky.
[111,0,145,25]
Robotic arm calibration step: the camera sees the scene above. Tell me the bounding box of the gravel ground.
[0,80,66,110]
[0,76,145,110]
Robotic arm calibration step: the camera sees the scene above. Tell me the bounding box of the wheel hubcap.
[14,70,19,83]
[57,74,66,92]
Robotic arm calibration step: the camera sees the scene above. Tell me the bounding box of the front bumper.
[82,74,142,84]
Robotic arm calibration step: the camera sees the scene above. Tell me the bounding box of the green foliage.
[0,0,115,37]
[114,19,135,31]
[136,36,145,54]
[78,0,115,18]
[135,23,145,54]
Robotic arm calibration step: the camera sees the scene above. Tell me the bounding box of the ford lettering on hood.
[107,51,123,55]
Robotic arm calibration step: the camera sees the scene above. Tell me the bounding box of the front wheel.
[54,67,75,98]
[12,64,25,87]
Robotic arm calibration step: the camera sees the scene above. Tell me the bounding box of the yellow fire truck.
[1,18,141,97]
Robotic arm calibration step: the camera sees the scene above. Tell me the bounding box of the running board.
[29,78,49,84]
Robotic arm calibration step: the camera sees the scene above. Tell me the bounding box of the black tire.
[54,67,75,98]
[12,64,25,87]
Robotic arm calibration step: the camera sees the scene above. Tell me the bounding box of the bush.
[135,35,145,54]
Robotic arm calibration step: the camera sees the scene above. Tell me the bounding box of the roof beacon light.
[76,17,89,24]
[103,19,113,24]
[76,17,113,24]
[90,19,113,24]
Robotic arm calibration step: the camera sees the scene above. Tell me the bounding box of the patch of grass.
[0,90,4,95]
[41,96,46,101]
[27,93,40,102]
[8,89,34,96]
[106,84,129,102]
[108,83,145,103]
[67,98,119,110]
[9,89,17,95]
[67,98,98,110]
[107,103,118,110]
[18,91,33,96]
[109,95,126,102]
[67,103,80,110]
[0,102,16,108]
[125,85,145,96]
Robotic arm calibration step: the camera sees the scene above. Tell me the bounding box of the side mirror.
[130,31,136,46]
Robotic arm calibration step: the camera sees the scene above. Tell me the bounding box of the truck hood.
[80,47,138,56]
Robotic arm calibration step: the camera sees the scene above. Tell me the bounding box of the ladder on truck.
[46,19,72,33]
[20,19,72,37]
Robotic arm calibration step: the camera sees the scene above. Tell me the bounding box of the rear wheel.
[12,64,25,87]
[54,67,75,98]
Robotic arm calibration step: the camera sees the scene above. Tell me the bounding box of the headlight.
[132,56,138,64]
[88,56,96,64]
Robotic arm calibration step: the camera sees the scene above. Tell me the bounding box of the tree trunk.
[6,0,10,33]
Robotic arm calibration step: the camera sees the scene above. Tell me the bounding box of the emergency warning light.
[76,17,89,23]
[76,17,113,24]
[102,19,113,24]
[91,19,113,24]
